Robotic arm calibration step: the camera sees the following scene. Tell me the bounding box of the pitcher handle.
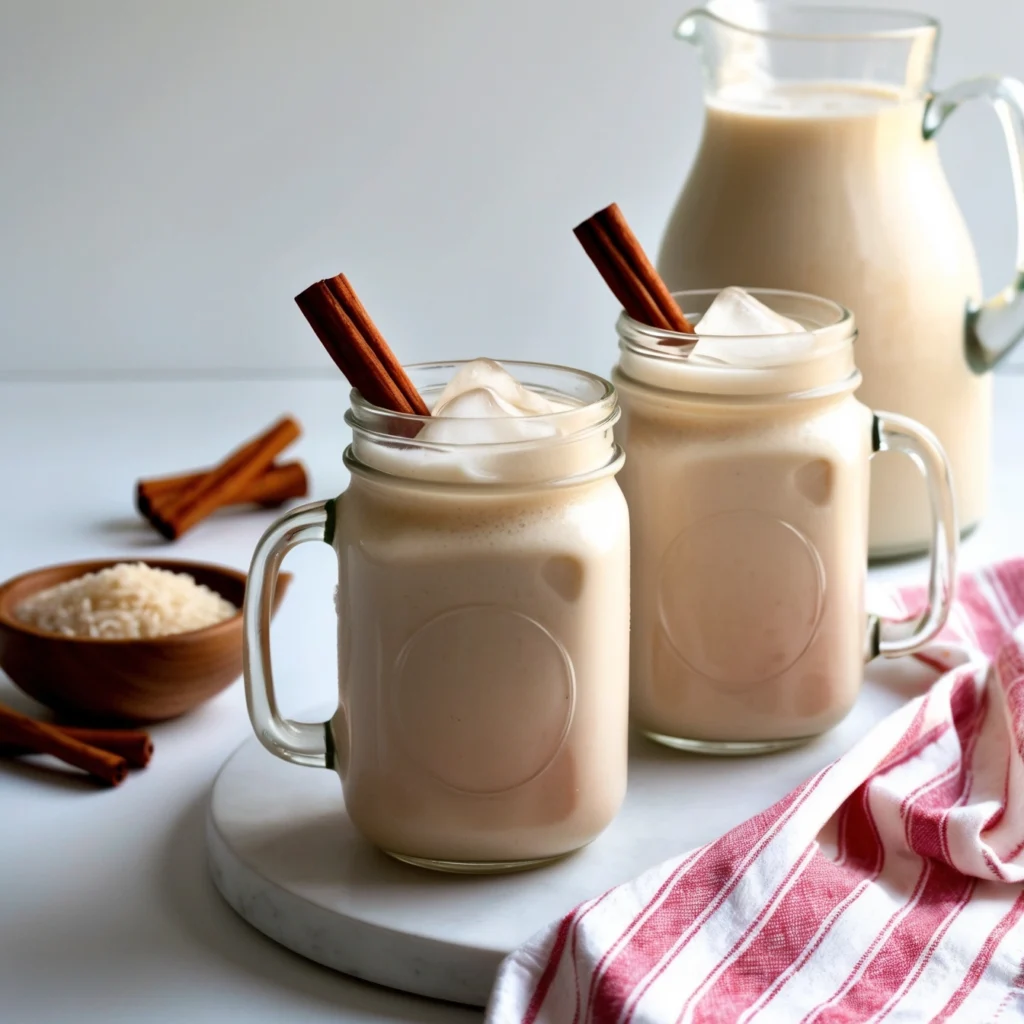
[924,76,1024,372]
[243,498,337,769]
[866,414,958,659]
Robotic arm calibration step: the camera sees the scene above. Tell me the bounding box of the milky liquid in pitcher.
[659,81,987,556]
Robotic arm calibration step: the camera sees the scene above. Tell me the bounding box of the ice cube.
[691,287,814,367]
[420,388,559,445]
[433,358,567,416]
[436,386,519,420]
[695,287,804,337]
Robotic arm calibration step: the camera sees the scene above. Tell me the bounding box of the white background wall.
[2,0,1024,377]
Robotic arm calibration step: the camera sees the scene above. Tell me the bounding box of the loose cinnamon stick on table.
[0,706,128,786]
[295,274,430,416]
[574,203,696,336]
[136,461,308,519]
[143,416,302,540]
[0,726,152,769]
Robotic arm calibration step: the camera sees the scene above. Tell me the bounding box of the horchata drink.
[245,358,630,872]
[613,287,957,754]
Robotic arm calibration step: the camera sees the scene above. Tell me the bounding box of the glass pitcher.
[657,2,1024,559]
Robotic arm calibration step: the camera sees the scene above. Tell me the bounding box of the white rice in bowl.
[14,562,238,639]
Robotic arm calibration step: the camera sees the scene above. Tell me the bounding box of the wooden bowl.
[0,559,289,724]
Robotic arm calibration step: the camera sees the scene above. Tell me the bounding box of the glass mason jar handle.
[243,499,337,769]
[867,414,958,659]
[924,76,1024,372]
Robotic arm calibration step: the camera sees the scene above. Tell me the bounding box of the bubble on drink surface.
[690,287,815,368]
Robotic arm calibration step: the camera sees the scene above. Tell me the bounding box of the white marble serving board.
[207,658,932,1007]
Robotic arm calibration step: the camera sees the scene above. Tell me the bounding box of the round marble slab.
[207,661,923,1006]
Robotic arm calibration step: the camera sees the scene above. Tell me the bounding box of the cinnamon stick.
[137,461,307,518]
[0,706,128,786]
[575,218,673,331]
[295,275,430,416]
[0,726,152,769]
[574,203,696,335]
[325,275,431,416]
[145,416,302,540]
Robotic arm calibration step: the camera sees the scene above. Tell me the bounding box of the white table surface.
[2,371,1022,1024]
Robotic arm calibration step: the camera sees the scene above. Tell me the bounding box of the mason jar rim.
[347,359,616,433]
[615,287,859,400]
[344,358,623,490]
[616,287,854,348]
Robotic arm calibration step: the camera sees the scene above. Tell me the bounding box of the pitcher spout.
[676,1,773,41]
[674,2,775,93]
[674,9,705,44]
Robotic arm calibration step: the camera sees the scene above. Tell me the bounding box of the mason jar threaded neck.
[345,360,623,488]
[616,288,859,400]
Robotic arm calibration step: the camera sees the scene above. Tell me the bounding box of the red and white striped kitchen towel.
[486,558,1024,1023]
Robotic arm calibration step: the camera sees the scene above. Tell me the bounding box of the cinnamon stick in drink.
[575,217,672,331]
[0,706,128,786]
[297,279,411,412]
[324,275,430,416]
[295,274,430,416]
[574,203,696,335]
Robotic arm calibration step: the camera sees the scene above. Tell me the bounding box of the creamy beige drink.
[329,360,629,869]
[658,83,987,558]
[615,288,956,752]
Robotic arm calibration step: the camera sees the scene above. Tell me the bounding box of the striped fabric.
[486,559,1024,1024]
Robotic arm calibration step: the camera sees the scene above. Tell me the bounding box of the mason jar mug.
[243,361,631,871]
[614,290,957,754]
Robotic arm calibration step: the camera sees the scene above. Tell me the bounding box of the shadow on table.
[93,515,166,548]
[157,788,483,1023]
[0,755,121,792]
[867,650,948,700]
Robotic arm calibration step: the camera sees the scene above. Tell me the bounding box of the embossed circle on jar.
[392,605,575,794]
[658,511,825,688]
